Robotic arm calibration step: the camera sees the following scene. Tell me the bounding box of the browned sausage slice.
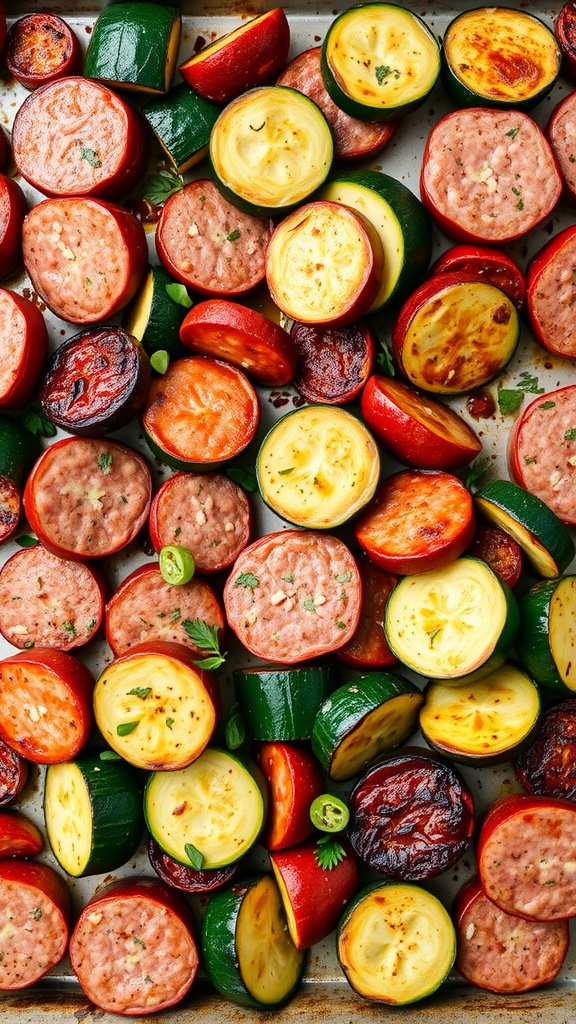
[0,860,70,990]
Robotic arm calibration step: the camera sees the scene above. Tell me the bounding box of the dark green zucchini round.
[233,664,336,741]
[517,576,576,694]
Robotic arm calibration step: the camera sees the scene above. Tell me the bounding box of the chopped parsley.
[117,721,140,736]
[97,452,113,474]
[76,141,101,167]
[235,571,259,589]
[565,428,576,441]
[128,687,151,700]
[226,228,241,241]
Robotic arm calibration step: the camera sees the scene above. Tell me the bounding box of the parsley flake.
[97,452,113,474]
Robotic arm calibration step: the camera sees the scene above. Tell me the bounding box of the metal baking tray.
[1,1,576,1020]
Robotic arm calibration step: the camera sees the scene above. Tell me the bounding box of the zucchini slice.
[84,2,181,94]
[233,665,335,741]
[311,672,423,781]
[384,556,519,682]
[321,3,440,121]
[201,874,306,1008]
[474,479,575,578]
[317,170,432,312]
[93,644,218,771]
[256,405,380,530]
[44,755,143,877]
[0,413,39,544]
[144,747,266,869]
[419,664,541,765]
[517,576,576,693]
[442,8,561,110]
[142,83,221,174]
[209,86,333,216]
[337,881,456,1005]
[123,264,189,360]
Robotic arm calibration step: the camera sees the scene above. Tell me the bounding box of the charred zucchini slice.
[321,3,440,121]
[442,8,561,110]
[201,874,306,1008]
[337,881,456,1004]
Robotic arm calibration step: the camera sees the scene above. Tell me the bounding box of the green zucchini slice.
[474,479,575,578]
[44,755,143,877]
[201,874,306,1008]
[419,664,541,765]
[384,556,519,682]
[144,748,266,869]
[317,170,432,312]
[442,8,561,110]
[517,576,576,693]
[337,881,456,1005]
[0,413,39,543]
[123,264,189,360]
[256,405,380,530]
[142,83,221,174]
[233,664,335,741]
[93,648,218,771]
[209,86,333,216]
[321,3,440,121]
[84,2,181,94]
[311,672,423,782]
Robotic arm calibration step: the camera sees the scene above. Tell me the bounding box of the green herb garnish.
[314,835,347,871]
[226,228,241,241]
[235,571,259,589]
[165,283,192,308]
[97,452,113,474]
[184,843,204,870]
[497,389,524,415]
[117,721,140,737]
[181,618,227,670]
[150,350,170,374]
[128,687,151,700]
[226,467,258,492]
[140,170,184,205]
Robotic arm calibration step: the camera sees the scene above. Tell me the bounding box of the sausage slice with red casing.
[477,793,576,920]
[12,77,147,199]
[276,46,397,163]
[525,227,576,359]
[0,287,48,408]
[546,92,576,204]
[514,698,576,801]
[69,876,199,1015]
[156,178,273,297]
[0,175,27,281]
[105,562,225,657]
[0,544,105,651]
[0,739,28,807]
[6,14,82,91]
[22,197,147,324]
[0,860,70,990]
[454,874,569,993]
[0,647,94,763]
[420,108,561,244]
[23,437,153,560]
[223,529,362,663]
[508,384,576,525]
[148,471,252,574]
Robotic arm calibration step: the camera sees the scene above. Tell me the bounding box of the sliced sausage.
[525,227,576,358]
[69,876,199,1014]
[23,437,153,560]
[0,175,27,281]
[514,698,576,801]
[276,46,397,162]
[508,384,576,525]
[454,875,569,993]
[22,197,148,324]
[223,529,362,663]
[38,326,151,435]
[291,318,376,404]
[6,14,82,90]
[0,647,94,763]
[12,76,147,198]
[348,749,475,881]
[420,108,561,243]
[147,836,238,893]
[149,471,252,573]
[336,553,398,669]
[0,544,105,650]
[546,91,576,203]
[465,525,523,588]
[0,860,70,990]
[0,740,28,807]
[0,288,48,408]
[105,562,225,657]
[156,178,273,297]
[477,794,576,920]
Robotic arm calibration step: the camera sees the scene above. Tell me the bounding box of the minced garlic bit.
[58,241,76,260]
[195,510,207,526]
[314,595,327,606]
[87,911,103,925]
[466,922,475,941]
[568,455,576,467]
[270,590,287,605]
[188,222,199,236]
[244,608,257,626]
[224,521,235,532]
[550,470,563,489]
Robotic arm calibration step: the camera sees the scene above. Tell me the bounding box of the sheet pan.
[1,1,576,1020]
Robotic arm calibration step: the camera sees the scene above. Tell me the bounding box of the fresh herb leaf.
[226,466,258,492]
[540,400,556,410]
[21,405,57,438]
[117,720,140,737]
[506,126,521,138]
[165,283,192,308]
[278,467,294,475]
[314,835,347,871]
[140,169,184,205]
[565,428,576,441]
[225,706,246,750]
[171,608,181,622]
[99,749,122,761]
[464,456,492,490]
[517,372,544,394]
[226,228,241,241]
[184,843,204,870]
[375,64,399,84]
[181,618,227,669]
[235,571,259,589]
[15,535,39,548]
[375,339,395,376]
[128,687,151,700]
[97,452,113,474]
[498,389,524,415]
[76,142,101,168]
[150,350,169,374]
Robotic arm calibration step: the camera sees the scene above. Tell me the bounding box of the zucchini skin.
[233,665,336,741]
[517,577,576,693]
[84,2,181,93]
[44,755,144,877]
[142,83,221,174]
